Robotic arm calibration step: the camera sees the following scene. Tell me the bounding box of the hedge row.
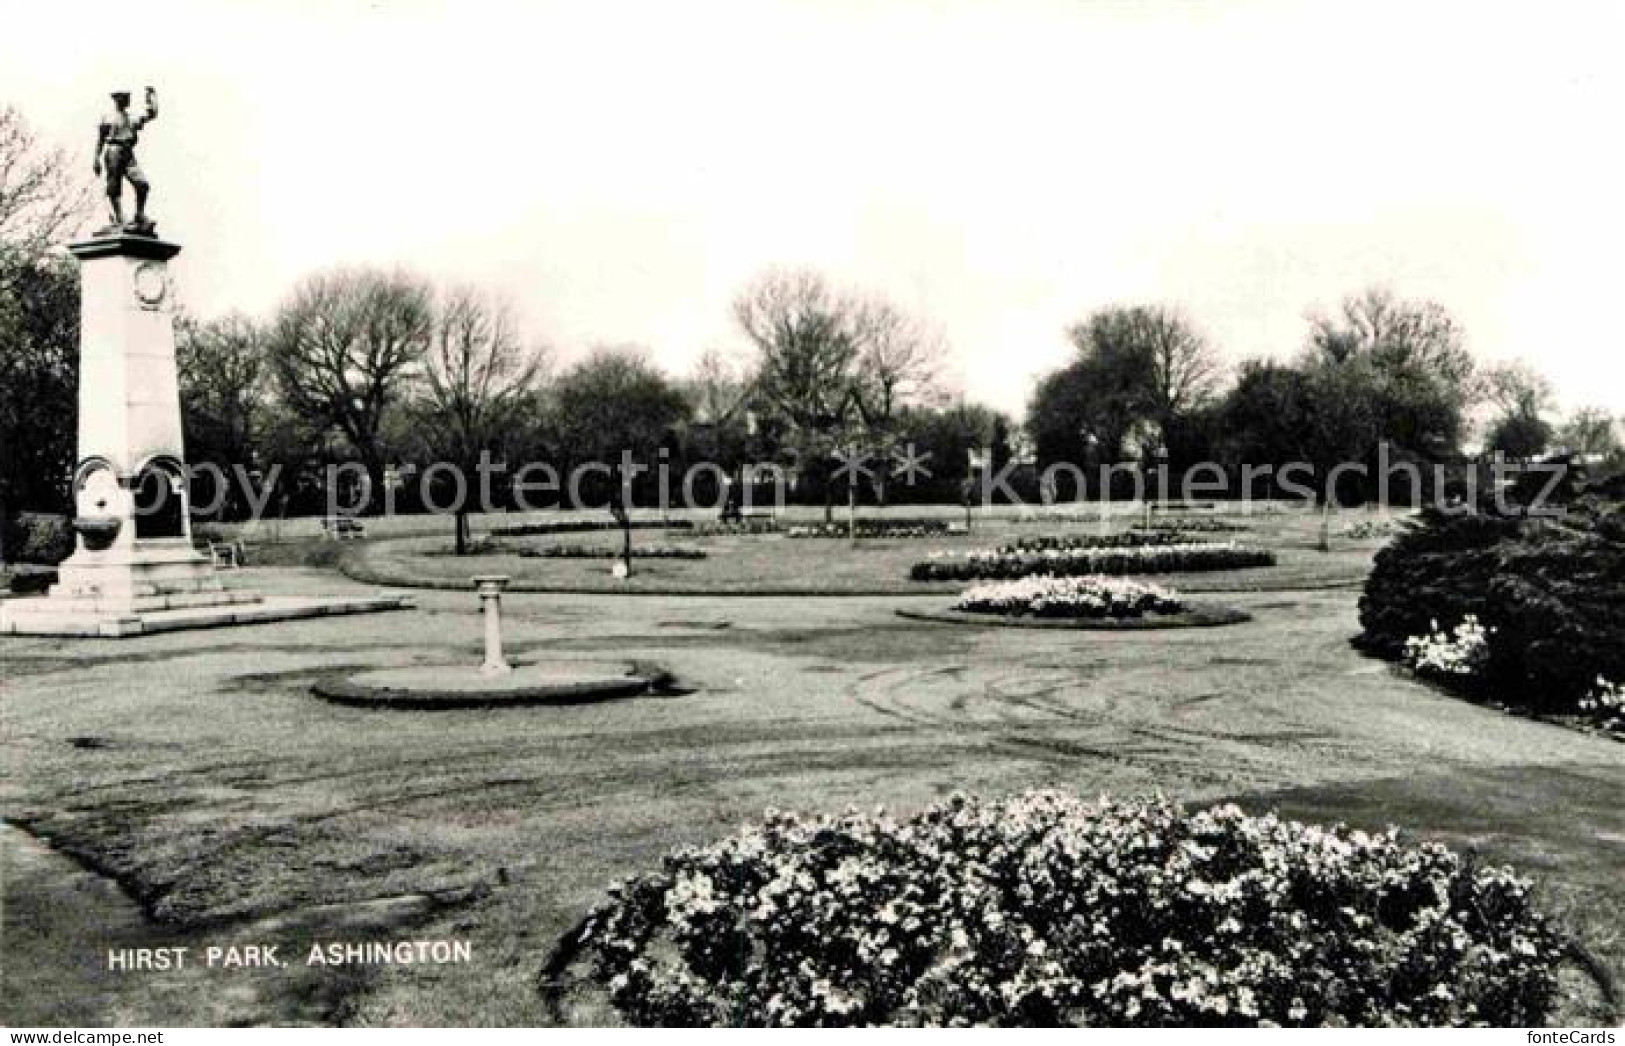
[519,544,706,560]
[910,543,1276,582]
[491,519,694,537]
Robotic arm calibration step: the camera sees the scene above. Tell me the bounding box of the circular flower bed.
[954,576,1184,620]
[548,792,1570,1027]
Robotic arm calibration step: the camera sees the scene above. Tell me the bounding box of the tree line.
[1028,290,1621,503]
[3,103,1621,559]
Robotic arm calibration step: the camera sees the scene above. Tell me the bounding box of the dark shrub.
[8,568,57,595]
[1357,486,1625,716]
[520,544,706,560]
[492,519,694,538]
[11,514,74,565]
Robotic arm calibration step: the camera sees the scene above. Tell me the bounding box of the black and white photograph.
[2,0,1622,1034]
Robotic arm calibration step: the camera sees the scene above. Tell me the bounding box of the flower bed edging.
[519,544,707,560]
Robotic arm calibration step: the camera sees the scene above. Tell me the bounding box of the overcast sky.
[5,0,1622,415]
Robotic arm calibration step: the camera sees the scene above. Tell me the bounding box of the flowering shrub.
[555,792,1567,1027]
[910,541,1274,582]
[1402,616,1494,679]
[1577,677,1624,735]
[520,544,706,560]
[690,520,780,537]
[954,576,1184,619]
[1343,519,1399,540]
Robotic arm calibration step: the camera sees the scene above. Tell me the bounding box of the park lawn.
[2,562,1619,1027]
[349,507,1392,595]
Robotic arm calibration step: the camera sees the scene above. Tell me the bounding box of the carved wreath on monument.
[133,261,168,308]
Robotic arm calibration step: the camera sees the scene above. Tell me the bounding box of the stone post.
[474,575,512,676]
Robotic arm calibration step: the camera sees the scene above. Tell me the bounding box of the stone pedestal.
[474,575,512,676]
[1,233,259,634]
[1,233,417,638]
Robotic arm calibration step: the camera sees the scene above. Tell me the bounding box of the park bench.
[319,516,367,540]
[204,539,248,569]
[718,504,778,526]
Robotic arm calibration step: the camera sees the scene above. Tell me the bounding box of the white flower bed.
[1342,519,1399,540]
[954,576,1185,619]
[560,792,1567,1027]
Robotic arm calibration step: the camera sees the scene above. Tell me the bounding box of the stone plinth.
[0,233,258,634]
[0,232,418,638]
[1,592,414,639]
[311,660,651,709]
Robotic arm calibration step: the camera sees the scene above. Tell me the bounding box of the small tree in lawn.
[550,347,689,575]
[416,287,547,555]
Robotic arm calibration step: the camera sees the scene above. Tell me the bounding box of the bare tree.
[268,267,434,512]
[1559,406,1620,461]
[1134,305,1221,428]
[850,297,945,429]
[1047,305,1221,464]
[1303,288,1479,454]
[176,312,273,516]
[0,106,89,277]
[416,287,547,553]
[733,268,862,521]
[685,346,752,425]
[734,268,956,522]
[1482,360,1554,421]
[734,268,860,428]
[848,296,946,504]
[1308,287,1476,391]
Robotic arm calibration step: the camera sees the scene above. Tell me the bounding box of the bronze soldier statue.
[94,86,159,235]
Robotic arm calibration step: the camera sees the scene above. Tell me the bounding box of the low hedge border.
[519,545,707,560]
